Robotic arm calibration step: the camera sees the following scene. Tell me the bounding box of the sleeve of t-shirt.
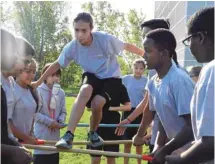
[57,40,76,68]
[120,84,130,104]
[172,75,194,116]
[122,75,128,86]
[196,66,214,137]
[147,80,156,111]
[107,33,125,56]
[7,95,15,120]
[142,76,148,89]
[145,81,149,90]
[145,77,152,91]
[148,70,156,79]
[148,91,156,112]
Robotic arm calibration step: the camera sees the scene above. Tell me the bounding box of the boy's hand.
[151,147,169,164]
[144,133,152,143]
[132,134,149,146]
[115,119,130,136]
[12,146,33,164]
[30,81,39,89]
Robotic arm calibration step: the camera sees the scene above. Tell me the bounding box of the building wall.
[154,1,214,68]
[185,1,214,67]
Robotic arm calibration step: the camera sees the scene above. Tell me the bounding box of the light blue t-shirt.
[147,63,194,139]
[122,74,147,108]
[148,69,156,79]
[191,60,214,141]
[147,61,188,80]
[58,31,124,79]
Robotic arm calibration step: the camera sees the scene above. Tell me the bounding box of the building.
[154,1,214,68]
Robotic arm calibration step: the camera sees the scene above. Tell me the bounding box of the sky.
[66,0,155,22]
[1,0,155,32]
[110,0,154,19]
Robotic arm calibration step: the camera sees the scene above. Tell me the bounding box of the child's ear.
[163,49,169,56]
[91,25,94,30]
[160,50,167,56]
[198,32,206,45]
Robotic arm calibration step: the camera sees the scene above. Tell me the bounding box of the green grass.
[59,97,150,164]
[64,86,80,95]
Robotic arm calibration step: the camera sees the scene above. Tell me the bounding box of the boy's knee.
[79,84,93,99]
[91,95,106,111]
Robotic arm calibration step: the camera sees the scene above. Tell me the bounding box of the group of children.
[1,29,34,164]
[1,30,67,164]
[131,7,214,164]
[1,6,214,164]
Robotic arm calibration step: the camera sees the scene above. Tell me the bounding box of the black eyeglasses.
[182,31,207,47]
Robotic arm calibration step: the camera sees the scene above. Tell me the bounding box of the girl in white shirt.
[8,58,38,145]
[33,63,67,164]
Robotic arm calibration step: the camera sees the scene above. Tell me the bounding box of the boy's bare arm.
[109,102,131,112]
[31,61,61,88]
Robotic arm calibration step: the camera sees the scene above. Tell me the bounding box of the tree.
[12,1,83,88]
[3,1,146,88]
[81,1,125,37]
[13,1,65,62]
[122,9,146,64]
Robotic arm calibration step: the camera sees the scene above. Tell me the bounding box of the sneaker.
[88,131,104,147]
[55,132,74,149]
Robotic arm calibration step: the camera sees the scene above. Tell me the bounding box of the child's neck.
[16,79,28,89]
[156,61,172,79]
[47,83,53,89]
[133,75,141,79]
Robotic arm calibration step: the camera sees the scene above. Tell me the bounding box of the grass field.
[59,97,150,164]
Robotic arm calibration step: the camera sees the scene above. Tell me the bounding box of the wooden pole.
[23,144,153,161]
[23,144,141,159]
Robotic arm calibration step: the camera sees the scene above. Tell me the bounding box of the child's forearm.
[33,61,61,88]
[109,103,131,112]
[9,120,30,141]
[127,96,148,121]
[180,137,214,164]
[124,43,144,56]
[34,113,54,126]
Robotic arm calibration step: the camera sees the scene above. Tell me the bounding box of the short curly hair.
[187,7,214,43]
